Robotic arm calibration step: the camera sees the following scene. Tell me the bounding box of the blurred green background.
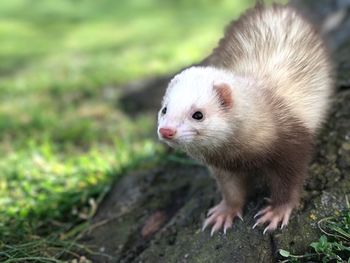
[0,0,282,260]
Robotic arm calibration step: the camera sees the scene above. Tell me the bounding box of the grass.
[0,0,257,261]
[279,205,350,262]
[3,0,347,262]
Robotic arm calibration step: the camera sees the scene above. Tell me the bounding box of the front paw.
[253,204,293,234]
[202,200,243,236]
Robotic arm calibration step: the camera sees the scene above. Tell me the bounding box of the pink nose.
[159,127,176,139]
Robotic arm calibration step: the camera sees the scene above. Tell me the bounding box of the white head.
[157,66,239,153]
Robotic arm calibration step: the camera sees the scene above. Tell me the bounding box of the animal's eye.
[192,111,203,120]
[161,107,167,115]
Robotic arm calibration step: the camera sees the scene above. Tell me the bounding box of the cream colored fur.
[218,7,333,132]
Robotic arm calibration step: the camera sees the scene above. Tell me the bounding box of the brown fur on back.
[203,3,334,132]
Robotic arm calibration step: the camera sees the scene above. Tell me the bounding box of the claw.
[223,216,233,234]
[263,227,269,235]
[202,212,216,231]
[254,206,271,219]
[253,204,293,233]
[202,223,207,232]
[210,215,224,236]
[223,224,230,235]
[254,212,260,219]
[282,209,291,226]
[202,216,213,231]
[202,200,242,235]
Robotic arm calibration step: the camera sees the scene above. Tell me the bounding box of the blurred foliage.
[0,0,258,94]
[0,0,289,261]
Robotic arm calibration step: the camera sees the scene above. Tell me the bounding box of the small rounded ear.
[213,83,233,109]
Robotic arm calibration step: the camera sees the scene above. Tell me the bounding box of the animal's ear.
[213,83,233,109]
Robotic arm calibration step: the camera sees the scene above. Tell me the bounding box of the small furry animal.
[157,3,333,235]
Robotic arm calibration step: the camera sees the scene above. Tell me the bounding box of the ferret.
[157,3,333,235]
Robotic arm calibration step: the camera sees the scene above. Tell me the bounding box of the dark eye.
[192,111,203,120]
[161,107,167,115]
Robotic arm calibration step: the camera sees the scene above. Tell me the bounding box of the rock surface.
[81,1,350,262]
